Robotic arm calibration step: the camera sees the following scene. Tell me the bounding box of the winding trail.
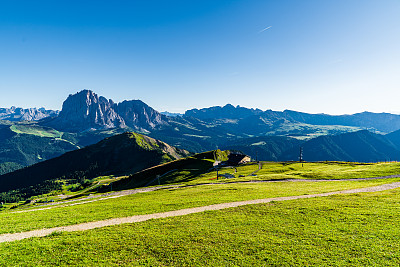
[12,185,181,214]
[15,174,400,214]
[1,181,400,244]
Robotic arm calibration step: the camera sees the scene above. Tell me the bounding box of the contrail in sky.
[259,26,272,33]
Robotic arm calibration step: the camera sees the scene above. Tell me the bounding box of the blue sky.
[0,0,399,114]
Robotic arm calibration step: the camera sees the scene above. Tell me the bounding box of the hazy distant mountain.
[281,110,400,133]
[186,104,264,120]
[0,107,58,121]
[161,111,183,117]
[186,105,400,133]
[282,130,400,162]
[0,132,190,193]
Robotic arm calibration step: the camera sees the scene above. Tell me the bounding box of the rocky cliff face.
[114,100,168,131]
[47,90,125,131]
[0,107,59,121]
[45,90,168,132]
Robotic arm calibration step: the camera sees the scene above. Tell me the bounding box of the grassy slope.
[1,187,400,266]
[195,161,400,182]
[116,161,400,187]
[10,124,63,138]
[111,150,225,189]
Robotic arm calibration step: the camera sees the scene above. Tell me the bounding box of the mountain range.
[2,89,400,175]
[6,89,400,135]
[3,89,400,198]
[0,107,58,121]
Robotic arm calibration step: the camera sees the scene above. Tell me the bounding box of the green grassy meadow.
[1,161,400,266]
[1,187,400,266]
[2,178,399,234]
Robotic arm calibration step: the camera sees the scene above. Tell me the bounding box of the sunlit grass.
[184,161,400,185]
[1,178,399,235]
[1,187,400,266]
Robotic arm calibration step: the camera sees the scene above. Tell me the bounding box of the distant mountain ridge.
[186,104,400,133]
[0,107,58,121]
[185,104,264,120]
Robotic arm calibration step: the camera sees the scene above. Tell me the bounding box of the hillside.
[282,130,400,162]
[0,122,136,173]
[0,132,190,193]
[0,125,78,169]
[110,150,228,190]
[220,136,303,161]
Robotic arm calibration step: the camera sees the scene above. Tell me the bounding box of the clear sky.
[0,0,399,115]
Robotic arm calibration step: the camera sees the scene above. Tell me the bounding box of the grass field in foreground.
[0,178,399,235]
[1,188,399,266]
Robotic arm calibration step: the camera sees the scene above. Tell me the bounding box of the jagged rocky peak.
[114,100,168,130]
[45,89,169,132]
[53,90,126,131]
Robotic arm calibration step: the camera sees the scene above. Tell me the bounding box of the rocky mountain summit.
[0,107,58,121]
[45,90,168,132]
[114,100,168,131]
[47,90,125,131]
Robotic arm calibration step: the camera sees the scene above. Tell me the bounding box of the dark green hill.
[220,136,303,161]
[282,130,400,162]
[0,132,190,193]
[109,150,228,190]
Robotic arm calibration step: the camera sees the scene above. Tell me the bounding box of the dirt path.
[1,181,400,244]
[11,174,400,214]
[12,185,180,214]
